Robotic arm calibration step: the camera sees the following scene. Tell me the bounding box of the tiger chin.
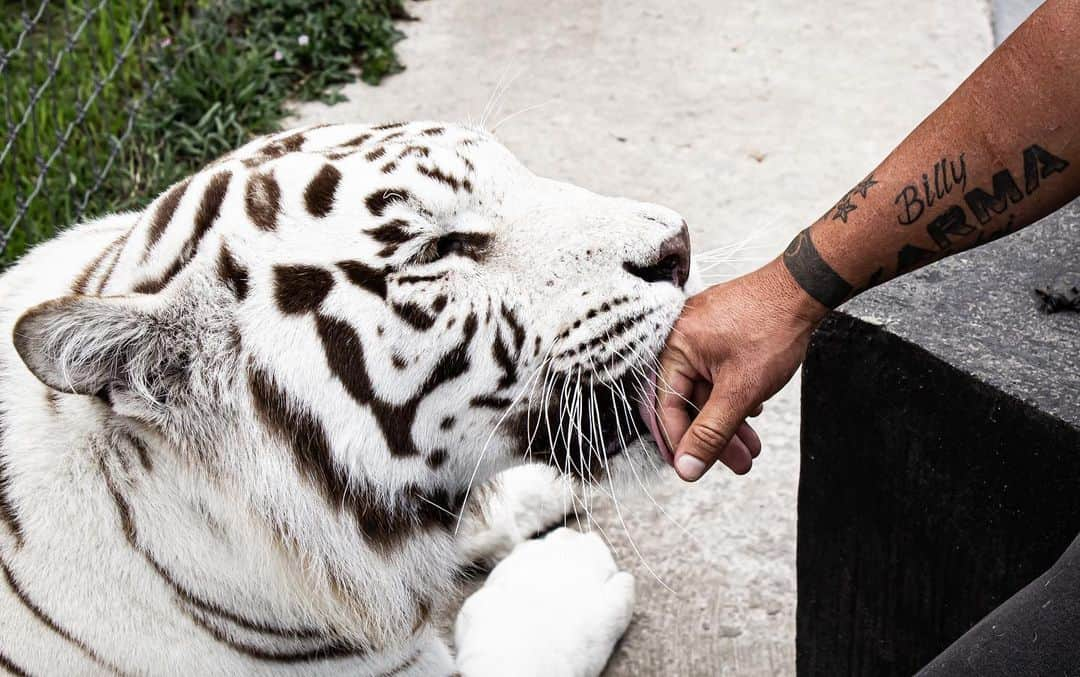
[0,122,692,675]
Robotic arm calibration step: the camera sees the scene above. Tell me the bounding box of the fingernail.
[675,455,706,481]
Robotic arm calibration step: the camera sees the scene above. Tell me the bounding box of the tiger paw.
[458,463,572,567]
[454,527,635,677]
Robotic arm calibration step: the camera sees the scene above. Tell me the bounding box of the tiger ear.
[13,295,172,397]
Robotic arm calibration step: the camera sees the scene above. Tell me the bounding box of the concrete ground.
[290,2,994,674]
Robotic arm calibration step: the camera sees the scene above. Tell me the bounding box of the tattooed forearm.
[894,155,967,225]
[818,174,879,224]
[891,143,1070,272]
[777,0,1080,307]
[781,228,852,308]
[785,142,1072,306]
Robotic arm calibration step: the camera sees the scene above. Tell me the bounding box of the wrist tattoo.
[782,228,852,308]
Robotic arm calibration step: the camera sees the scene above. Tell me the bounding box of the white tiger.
[0,122,692,675]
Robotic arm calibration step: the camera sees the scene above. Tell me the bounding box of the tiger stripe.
[365,189,412,217]
[244,170,281,231]
[188,614,363,664]
[126,434,153,473]
[93,231,129,295]
[396,273,445,285]
[97,457,327,644]
[71,233,126,295]
[398,145,430,159]
[217,245,249,301]
[314,311,477,459]
[500,304,526,352]
[470,396,513,410]
[456,153,476,173]
[248,362,452,550]
[278,132,306,152]
[0,449,23,548]
[304,164,342,218]
[0,652,27,677]
[390,301,436,331]
[337,260,390,299]
[366,220,414,258]
[0,650,28,677]
[0,554,121,674]
[380,649,421,677]
[425,449,447,470]
[491,330,518,389]
[416,165,472,193]
[366,220,413,247]
[342,134,372,147]
[134,170,232,294]
[273,265,333,315]
[141,179,191,260]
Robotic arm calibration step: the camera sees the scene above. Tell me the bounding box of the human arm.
[658,0,1080,481]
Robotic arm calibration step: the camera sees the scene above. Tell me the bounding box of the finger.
[750,403,764,417]
[691,380,711,415]
[717,432,754,474]
[655,354,702,459]
[673,387,753,482]
[689,432,755,479]
[735,420,761,458]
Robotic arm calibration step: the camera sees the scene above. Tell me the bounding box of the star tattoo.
[853,173,879,198]
[831,197,856,223]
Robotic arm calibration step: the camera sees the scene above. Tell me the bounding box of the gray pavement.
[290,2,994,674]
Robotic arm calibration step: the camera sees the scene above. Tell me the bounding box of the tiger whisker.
[491,99,557,134]
[607,374,714,559]
[454,349,556,534]
[590,376,677,595]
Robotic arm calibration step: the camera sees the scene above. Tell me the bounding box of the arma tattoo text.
[894,143,1069,273]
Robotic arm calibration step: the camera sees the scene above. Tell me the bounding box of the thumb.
[674,386,754,481]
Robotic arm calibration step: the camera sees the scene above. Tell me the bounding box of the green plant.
[0,0,408,264]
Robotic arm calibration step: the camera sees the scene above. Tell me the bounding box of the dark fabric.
[917,532,1080,676]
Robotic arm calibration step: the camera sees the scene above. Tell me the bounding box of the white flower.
[297,34,309,46]
[273,49,284,61]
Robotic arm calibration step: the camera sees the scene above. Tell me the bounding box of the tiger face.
[14,122,690,542]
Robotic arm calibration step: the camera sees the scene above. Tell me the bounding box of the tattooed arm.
[657,0,1080,481]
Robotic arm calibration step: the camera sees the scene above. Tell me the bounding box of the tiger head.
[14,122,691,538]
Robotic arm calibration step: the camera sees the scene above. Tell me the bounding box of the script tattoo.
[820,174,879,224]
[782,228,852,308]
[894,155,967,225]
[893,143,1070,273]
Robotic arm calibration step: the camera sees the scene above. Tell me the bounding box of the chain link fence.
[1,0,407,266]
[0,1,190,263]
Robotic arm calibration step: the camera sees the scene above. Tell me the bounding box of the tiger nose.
[623,222,691,288]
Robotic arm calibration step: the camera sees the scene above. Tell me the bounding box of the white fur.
[456,528,636,677]
[0,122,688,675]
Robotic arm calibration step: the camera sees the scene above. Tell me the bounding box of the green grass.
[0,0,408,264]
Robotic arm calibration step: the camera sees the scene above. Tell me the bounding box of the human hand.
[653,259,826,481]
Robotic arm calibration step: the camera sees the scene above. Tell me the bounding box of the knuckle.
[689,422,728,452]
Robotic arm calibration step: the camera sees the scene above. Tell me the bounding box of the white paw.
[454,528,635,677]
[459,464,572,566]
[497,463,573,538]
